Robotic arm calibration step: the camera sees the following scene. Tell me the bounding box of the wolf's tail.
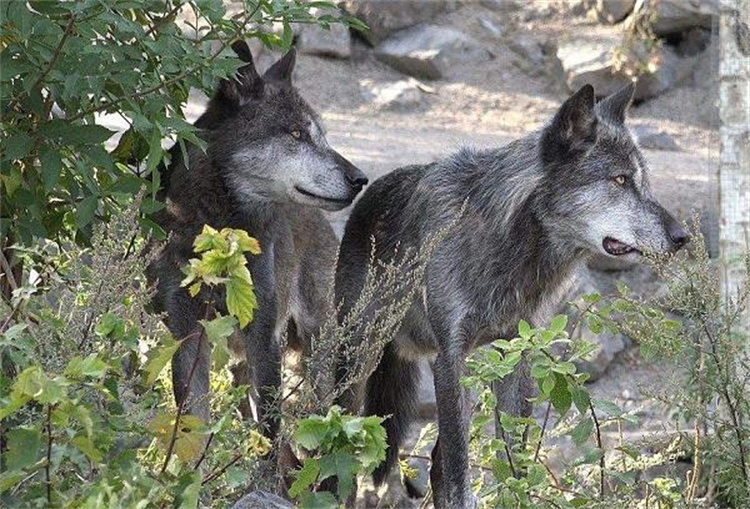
[366,343,420,486]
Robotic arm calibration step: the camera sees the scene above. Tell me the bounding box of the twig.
[144,1,183,38]
[159,305,213,475]
[0,249,18,293]
[201,451,243,485]
[534,401,552,463]
[45,405,53,505]
[193,432,214,470]
[588,400,605,498]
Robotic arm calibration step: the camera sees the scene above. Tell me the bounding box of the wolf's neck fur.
[435,133,585,332]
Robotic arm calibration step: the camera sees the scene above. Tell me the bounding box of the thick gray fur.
[334,83,688,508]
[149,41,367,443]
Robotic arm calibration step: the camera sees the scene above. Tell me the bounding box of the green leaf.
[71,435,103,463]
[4,133,34,160]
[594,398,623,417]
[550,314,568,334]
[550,375,572,417]
[571,385,591,414]
[570,417,593,446]
[6,427,41,471]
[318,451,359,500]
[142,336,181,386]
[39,147,62,191]
[226,268,257,329]
[65,354,109,378]
[290,458,320,498]
[40,121,116,146]
[75,195,98,228]
[518,320,532,339]
[295,417,329,451]
[173,471,201,509]
[200,315,237,343]
[299,491,338,509]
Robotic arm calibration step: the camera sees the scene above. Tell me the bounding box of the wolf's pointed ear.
[541,84,598,163]
[597,83,635,124]
[217,40,264,105]
[263,48,296,84]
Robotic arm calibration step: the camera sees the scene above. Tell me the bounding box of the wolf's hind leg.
[366,342,421,486]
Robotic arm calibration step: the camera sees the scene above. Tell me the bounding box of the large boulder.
[556,38,695,100]
[375,24,493,80]
[343,0,458,46]
[633,0,719,36]
[297,23,352,59]
[360,78,425,111]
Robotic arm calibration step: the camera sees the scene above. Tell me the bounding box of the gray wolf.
[334,83,688,508]
[149,41,368,444]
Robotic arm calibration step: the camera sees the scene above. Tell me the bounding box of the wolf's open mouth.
[603,237,640,256]
[294,186,351,204]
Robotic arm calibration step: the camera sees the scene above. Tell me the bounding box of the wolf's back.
[335,164,428,317]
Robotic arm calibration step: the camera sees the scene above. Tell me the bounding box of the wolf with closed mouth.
[334,83,688,508]
[149,41,368,443]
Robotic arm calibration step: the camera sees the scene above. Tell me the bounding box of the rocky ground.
[105,1,722,506]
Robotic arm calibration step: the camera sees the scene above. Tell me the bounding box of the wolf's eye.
[290,130,301,139]
[613,175,627,186]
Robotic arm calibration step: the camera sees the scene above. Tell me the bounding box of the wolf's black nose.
[669,224,690,248]
[347,172,368,189]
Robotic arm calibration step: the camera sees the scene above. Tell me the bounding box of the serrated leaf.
[299,491,337,509]
[518,320,532,339]
[550,314,568,334]
[318,451,359,500]
[226,268,257,328]
[290,458,320,498]
[39,147,62,191]
[142,337,181,386]
[550,375,572,417]
[200,315,237,343]
[570,417,593,446]
[295,417,329,451]
[71,435,103,463]
[6,427,41,471]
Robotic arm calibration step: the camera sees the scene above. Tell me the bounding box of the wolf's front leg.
[431,351,477,509]
[169,294,212,422]
[244,250,282,440]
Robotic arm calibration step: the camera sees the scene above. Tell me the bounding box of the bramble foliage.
[290,407,387,507]
[0,0,363,247]
[454,222,750,509]
[0,204,271,507]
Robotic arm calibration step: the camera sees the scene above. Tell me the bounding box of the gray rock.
[297,23,352,58]
[592,0,636,24]
[633,0,719,36]
[508,35,547,66]
[556,39,695,100]
[360,78,424,110]
[376,24,493,80]
[343,0,459,45]
[633,125,680,151]
[232,491,293,509]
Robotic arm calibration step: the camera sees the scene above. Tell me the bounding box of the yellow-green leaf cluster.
[180,225,260,328]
